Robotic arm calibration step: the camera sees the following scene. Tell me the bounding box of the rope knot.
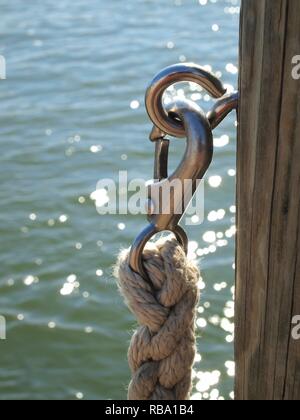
[116,235,200,400]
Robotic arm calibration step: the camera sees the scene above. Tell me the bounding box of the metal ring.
[145,63,226,138]
[129,224,188,279]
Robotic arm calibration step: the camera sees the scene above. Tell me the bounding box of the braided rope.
[115,235,200,400]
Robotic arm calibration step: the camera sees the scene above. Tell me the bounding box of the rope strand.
[115,235,200,400]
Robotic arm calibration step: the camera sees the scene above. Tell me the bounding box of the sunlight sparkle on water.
[226,63,238,74]
[85,327,93,334]
[189,82,202,92]
[203,231,216,243]
[197,318,207,329]
[202,64,213,73]
[229,205,236,213]
[191,215,200,224]
[214,134,229,148]
[225,361,235,377]
[167,41,175,49]
[224,6,240,15]
[225,225,236,238]
[195,370,221,393]
[228,168,236,177]
[188,241,198,253]
[216,239,228,247]
[190,93,202,101]
[195,353,202,363]
[209,315,221,326]
[67,274,77,283]
[60,274,78,296]
[24,275,35,286]
[209,245,217,254]
[59,214,68,223]
[213,282,227,292]
[207,209,226,222]
[198,279,206,291]
[208,175,222,188]
[224,301,234,319]
[90,145,103,153]
[90,188,110,207]
[130,100,140,110]
[60,283,75,296]
[221,318,234,334]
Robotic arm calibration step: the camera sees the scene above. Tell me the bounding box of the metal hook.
[151,90,239,184]
[145,63,225,138]
[145,62,238,138]
[147,64,238,185]
[208,91,239,129]
[129,98,213,279]
[129,63,239,278]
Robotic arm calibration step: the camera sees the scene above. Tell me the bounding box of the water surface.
[0,0,240,400]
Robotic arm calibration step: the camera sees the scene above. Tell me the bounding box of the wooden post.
[236,0,300,400]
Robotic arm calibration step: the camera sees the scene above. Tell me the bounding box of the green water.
[0,0,240,400]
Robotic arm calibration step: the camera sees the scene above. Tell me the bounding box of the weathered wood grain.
[236,0,300,400]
